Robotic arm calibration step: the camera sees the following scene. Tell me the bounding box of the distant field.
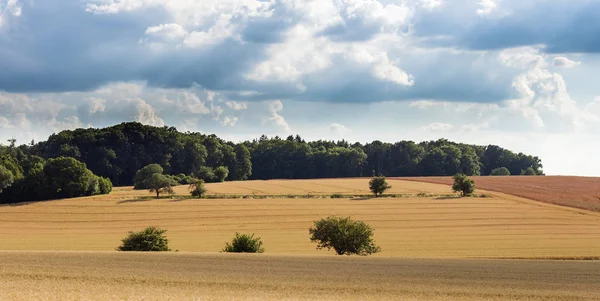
[1,251,599,301]
[2,179,600,258]
[112,178,453,197]
[401,176,600,212]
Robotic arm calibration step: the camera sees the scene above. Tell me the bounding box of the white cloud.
[552,57,581,69]
[329,123,350,134]
[221,116,239,126]
[476,0,497,15]
[0,116,12,129]
[145,23,188,40]
[86,97,106,114]
[225,101,248,110]
[266,100,290,132]
[421,0,443,10]
[500,47,598,128]
[133,98,164,126]
[0,0,21,28]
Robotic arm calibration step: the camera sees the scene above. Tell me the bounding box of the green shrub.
[98,177,113,194]
[189,179,207,198]
[213,166,229,182]
[309,216,381,256]
[222,232,265,253]
[330,193,344,198]
[369,176,391,197]
[452,173,475,197]
[195,166,216,182]
[490,167,510,176]
[117,226,171,252]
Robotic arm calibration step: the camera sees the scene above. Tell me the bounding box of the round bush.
[222,232,265,253]
[309,216,381,256]
[117,226,171,252]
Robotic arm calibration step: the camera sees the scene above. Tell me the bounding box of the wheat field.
[2,251,600,301]
[2,178,600,300]
[1,179,600,258]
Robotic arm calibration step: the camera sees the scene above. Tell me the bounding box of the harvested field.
[111,178,453,197]
[401,176,600,212]
[1,179,600,258]
[1,251,599,301]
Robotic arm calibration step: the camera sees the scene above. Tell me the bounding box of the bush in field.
[369,176,391,197]
[195,166,215,182]
[490,167,510,176]
[452,173,475,197]
[222,232,265,253]
[189,179,207,198]
[117,226,171,252]
[98,177,113,194]
[309,216,381,256]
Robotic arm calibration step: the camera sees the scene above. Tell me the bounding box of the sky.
[1,0,600,176]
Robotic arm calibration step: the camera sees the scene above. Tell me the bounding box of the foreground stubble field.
[1,251,599,301]
[1,178,600,300]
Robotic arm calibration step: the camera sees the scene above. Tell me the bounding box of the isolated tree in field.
[222,232,265,253]
[189,178,207,198]
[309,216,381,256]
[147,173,175,199]
[0,165,14,193]
[117,226,171,251]
[521,167,537,176]
[369,176,391,197]
[452,173,475,197]
[134,164,164,189]
[490,167,510,176]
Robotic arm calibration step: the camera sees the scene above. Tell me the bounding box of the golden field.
[1,179,600,258]
[2,178,600,300]
[1,251,599,301]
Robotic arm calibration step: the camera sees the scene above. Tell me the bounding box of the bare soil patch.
[401,176,600,212]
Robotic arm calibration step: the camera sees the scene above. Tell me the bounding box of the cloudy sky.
[1,0,599,176]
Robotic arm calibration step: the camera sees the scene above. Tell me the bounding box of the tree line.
[1,122,543,203]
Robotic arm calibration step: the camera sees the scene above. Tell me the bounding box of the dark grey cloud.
[414,0,600,54]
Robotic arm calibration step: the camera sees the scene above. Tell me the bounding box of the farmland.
[401,176,600,212]
[1,178,600,258]
[2,178,600,300]
[1,251,599,301]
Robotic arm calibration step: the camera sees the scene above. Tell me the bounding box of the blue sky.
[1,0,600,176]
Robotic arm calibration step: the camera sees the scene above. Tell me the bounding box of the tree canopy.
[0,122,544,203]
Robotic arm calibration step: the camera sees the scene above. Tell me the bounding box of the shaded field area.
[401,176,600,212]
[1,179,600,257]
[1,251,599,301]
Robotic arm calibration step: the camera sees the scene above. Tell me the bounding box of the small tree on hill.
[452,173,475,197]
[117,226,171,252]
[309,216,381,256]
[369,176,391,197]
[134,164,164,190]
[222,232,265,253]
[147,173,175,199]
[189,178,207,198]
[490,167,510,176]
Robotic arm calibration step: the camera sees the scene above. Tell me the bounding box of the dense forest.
[0,122,543,203]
